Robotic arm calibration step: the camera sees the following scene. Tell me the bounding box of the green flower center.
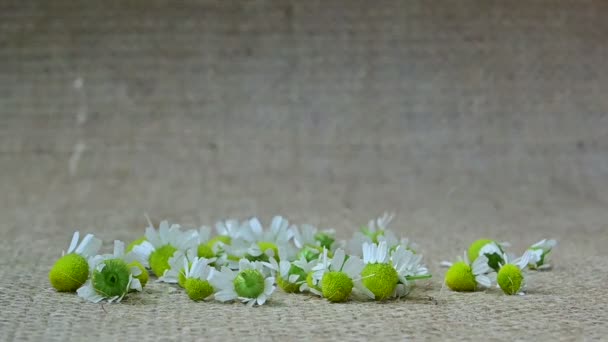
[149,244,177,277]
[92,258,131,297]
[49,253,90,292]
[445,261,477,292]
[128,260,149,288]
[185,278,214,301]
[207,235,231,249]
[497,264,524,295]
[314,232,335,250]
[361,263,399,300]
[321,271,353,302]
[233,269,265,298]
[197,243,215,259]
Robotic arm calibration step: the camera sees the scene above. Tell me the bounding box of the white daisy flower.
[49,231,103,292]
[182,256,216,301]
[360,241,432,300]
[210,259,275,307]
[310,248,373,301]
[526,239,557,270]
[269,251,318,293]
[131,218,198,276]
[292,256,320,292]
[466,239,508,272]
[444,251,495,292]
[497,251,532,295]
[157,248,198,285]
[239,216,297,261]
[390,246,431,297]
[347,212,408,256]
[77,240,143,303]
[294,224,336,261]
[208,219,244,252]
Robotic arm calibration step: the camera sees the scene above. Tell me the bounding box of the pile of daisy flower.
[48,213,434,306]
[441,238,557,295]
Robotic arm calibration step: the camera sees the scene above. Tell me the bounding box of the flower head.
[526,239,557,270]
[131,218,198,276]
[239,216,296,262]
[311,248,371,302]
[49,231,102,292]
[497,251,531,295]
[467,239,508,272]
[183,257,216,301]
[444,252,495,292]
[294,224,336,261]
[77,240,143,303]
[210,259,275,307]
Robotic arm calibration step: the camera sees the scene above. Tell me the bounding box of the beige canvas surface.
[1,1,607,341]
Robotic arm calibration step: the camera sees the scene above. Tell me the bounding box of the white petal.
[472,255,491,276]
[113,240,125,258]
[331,249,346,271]
[249,217,263,237]
[353,281,375,299]
[130,266,142,277]
[75,234,102,258]
[215,290,237,302]
[130,278,142,292]
[256,294,267,306]
[342,256,364,278]
[378,241,389,263]
[158,221,171,244]
[77,282,104,303]
[475,275,491,288]
[131,241,155,267]
[144,226,161,248]
[439,261,452,268]
[264,277,276,296]
[67,231,80,254]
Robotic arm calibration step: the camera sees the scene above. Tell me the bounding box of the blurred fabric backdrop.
[1,1,607,340]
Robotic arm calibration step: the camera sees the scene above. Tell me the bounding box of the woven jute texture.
[1,1,607,341]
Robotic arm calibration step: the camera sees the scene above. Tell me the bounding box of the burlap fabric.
[1,1,607,340]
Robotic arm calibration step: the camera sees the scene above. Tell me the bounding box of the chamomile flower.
[191,225,223,260]
[359,241,429,300]
[467,239,508,272]
[131,219,198,276]
[183,257,216,301]
[210,259,275,307]
[49,231,102,292]
[269,250,318,293]
[497,251,532,295]
[444,252,495,292]
[390,246,432,297]
[526,239,557,270]
[294,224,336,261]
[206,219,242,252]
[77,240,143,303]
[311,248,372,302]
[240,216,296,261]
[157,248,198,287]
[347,213,393,254]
